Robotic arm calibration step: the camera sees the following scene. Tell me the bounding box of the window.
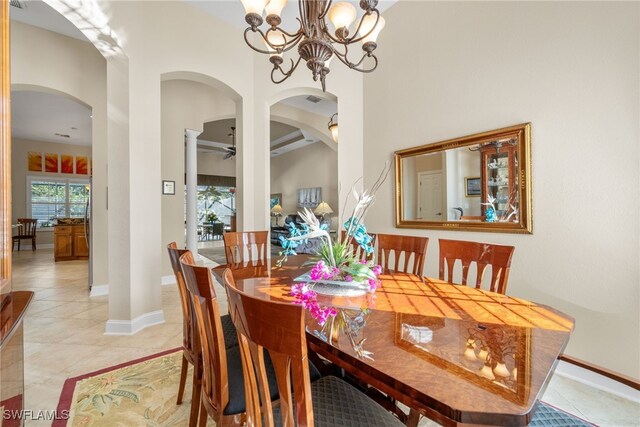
[196,185,235,225]
[28,177,90,228]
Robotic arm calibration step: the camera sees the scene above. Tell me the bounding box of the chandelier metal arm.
[271,56,303,84]
[318,0,333,20]
[243,27,303,56]
[319,9,380,46]
[332,45,378,73]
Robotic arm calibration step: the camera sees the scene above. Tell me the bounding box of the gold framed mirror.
[394,123,532,234]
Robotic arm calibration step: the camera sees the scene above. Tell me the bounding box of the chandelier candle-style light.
[240,0,385,91]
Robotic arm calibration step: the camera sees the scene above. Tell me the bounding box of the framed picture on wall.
[297,187,321,208]
[465,177,481,197]
[270,193,282,208]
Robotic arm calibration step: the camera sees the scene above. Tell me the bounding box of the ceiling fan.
[224,126,236,160]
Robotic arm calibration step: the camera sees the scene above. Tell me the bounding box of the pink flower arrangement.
[309,261,340,281]
[290,283,338,326]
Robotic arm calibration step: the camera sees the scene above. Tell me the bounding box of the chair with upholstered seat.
[376,234,429,276]
[438,238,515,294]
[167,243,238,427]
[223,268,404,427]
[222,231,269,269]
[12,218,37,251]
[179,253,321,427]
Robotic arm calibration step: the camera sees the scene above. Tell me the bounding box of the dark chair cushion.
[223,346,321,415]
[220,314,238,349]
[273,376,404,426]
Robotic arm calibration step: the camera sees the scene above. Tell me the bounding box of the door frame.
[1,0,11,297]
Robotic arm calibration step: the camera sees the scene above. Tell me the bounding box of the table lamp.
[271,204,283,225]
[314,201,334,221]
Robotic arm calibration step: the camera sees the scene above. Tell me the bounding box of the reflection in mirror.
[395,123,532,234]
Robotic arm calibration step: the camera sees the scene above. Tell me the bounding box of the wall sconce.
[328,113,338,143]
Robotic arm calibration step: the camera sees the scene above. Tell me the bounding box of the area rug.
[55,348,594,427]
[54,348,210,427]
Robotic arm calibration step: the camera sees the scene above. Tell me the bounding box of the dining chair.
[438,238,515,294]
[222,231,269,268]
[222,268,404,427]
[376,234,429,276]
[12,218,37,251]
[341,230,377,261]
[167,243,238,427]
[180,253,321,427]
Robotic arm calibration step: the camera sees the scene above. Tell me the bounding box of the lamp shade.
[359,14,385,44]
[271,204,283,214]
[314,201,334,216]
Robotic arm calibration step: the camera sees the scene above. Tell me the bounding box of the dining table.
[211,255,574,427]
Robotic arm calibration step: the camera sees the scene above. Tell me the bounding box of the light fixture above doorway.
[328,113,338,143]
[240,0,385,91]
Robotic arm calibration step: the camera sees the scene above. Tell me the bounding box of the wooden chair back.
[166,243,198,355]
[376,234,429,276]
[16,218,37,236]
[223,269,313,427]
[179,252,230,419]
[341,230,377,261]
[223,231,269,268]
[438,239,515,294]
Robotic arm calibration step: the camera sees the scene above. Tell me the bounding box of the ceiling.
[9,0,339,154]
[9,0,89,42]
[198,118,320,158]
[11,91,92,146]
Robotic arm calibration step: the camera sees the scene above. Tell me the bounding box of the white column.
[185,129,200,255]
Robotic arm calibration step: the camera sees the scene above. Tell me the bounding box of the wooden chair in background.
[438,239,515,294]
[223,269,404,427]
[341,230,377,261]
[376,234,429,276]
[167,243,238,427]
[12,218,37,251]
[222,231,268,268]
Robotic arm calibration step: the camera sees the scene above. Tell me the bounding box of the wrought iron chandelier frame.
[243,0,382,91]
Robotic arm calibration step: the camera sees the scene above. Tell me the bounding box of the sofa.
[271,214,328,255]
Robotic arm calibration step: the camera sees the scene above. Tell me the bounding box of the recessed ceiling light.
[71,127,78,130]
[54,133,70,138]
[90,115,93,118]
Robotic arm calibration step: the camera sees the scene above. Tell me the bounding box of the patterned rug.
[55,349,595,426]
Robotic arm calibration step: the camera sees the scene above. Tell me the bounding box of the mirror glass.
[395,123,532,233]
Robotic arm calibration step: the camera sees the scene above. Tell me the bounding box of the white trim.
[104,310,165,335]
[554,360,640,403]
[161,275,176,286]
[89,284,109,297]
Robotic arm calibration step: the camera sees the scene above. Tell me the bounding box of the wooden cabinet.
[480,144,518,218]
[54,224,89,261]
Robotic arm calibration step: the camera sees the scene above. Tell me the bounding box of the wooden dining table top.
[211,256,574,426]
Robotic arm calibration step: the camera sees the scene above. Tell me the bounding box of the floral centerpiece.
[279,163,391,326]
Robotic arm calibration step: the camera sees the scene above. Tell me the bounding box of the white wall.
[364,2,639,379]
[11,138,92,247]
[161,79,235,275]
[11,22,108,287]
[270,142,338,228]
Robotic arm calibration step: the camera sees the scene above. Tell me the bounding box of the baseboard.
[104,310,165,335]
[89,284,109,297]
[161,275,176,286]
[555,360,640,403]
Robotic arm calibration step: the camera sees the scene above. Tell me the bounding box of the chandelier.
[240,0,385,91]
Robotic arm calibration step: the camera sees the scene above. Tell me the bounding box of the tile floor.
[11,249,640,426]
